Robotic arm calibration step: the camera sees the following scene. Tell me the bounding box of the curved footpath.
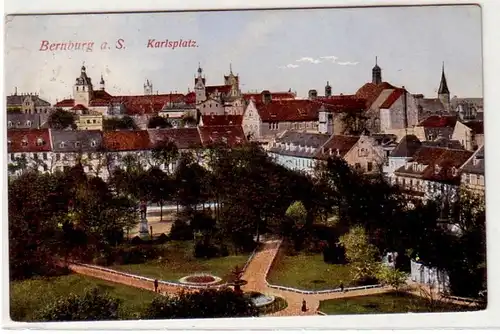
[65,239,470,317]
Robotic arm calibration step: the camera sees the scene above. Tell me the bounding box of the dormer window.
[75,141,81,148]
[451,167,458,177]
[59,141,66,148]
[7,140,12,146]
[26,121,32,127]
[36,138,44,146]
[7,121,12,127]
[91,140,97,147]
[21,139,28,147]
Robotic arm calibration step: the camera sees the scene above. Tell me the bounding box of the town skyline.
[5,5,482,103]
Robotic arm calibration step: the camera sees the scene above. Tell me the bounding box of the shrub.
[169,220,194,241]
[194,242,219,259]
[156,233,169,244]
[131,236,143,245]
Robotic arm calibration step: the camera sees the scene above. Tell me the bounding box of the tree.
[152,140,179,174]
[36,287,120,321]
[142,288,259,319]
[147,116,172,129]
[338,226,379,283]
[181,115,198,127]
[341,111,368,135]
[103,116,138,131]
[48,109,76,130]
[375,265,408,292]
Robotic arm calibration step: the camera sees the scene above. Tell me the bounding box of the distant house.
[198,125,247,148]
[384,134,422,178]
[158,100,196,128]
[148,127,203,168]
[50,130,104,175]
[393,146,473,203]
[197,97,225,116]
[267,131,331,175]
[71,104,103,131]
[242,97,321,146]
[7,129,52,175]
[378,88,420,134]
[460,145,485,194]
[316,135,385,174]
[452,120,484,151]
[7,113,49,129]
[199,114,243,127]
[7,90,52,114]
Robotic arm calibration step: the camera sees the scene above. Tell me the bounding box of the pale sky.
[4,5,482,103]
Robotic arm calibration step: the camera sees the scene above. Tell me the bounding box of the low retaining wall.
[263,240,382,295]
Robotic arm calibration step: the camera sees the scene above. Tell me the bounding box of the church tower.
[372,56,382,85]
[438,62,450,111]
[325,81,332,97]
[144,79,153,95]
[224,63,241,98]
[194,63,206,104]
[99,74,105,91]
[73,63,93,107]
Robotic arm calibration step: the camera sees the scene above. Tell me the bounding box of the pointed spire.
[376,56,378,66]
[230,62,233,75]
[100,74,105,84]
[438,61,450,95]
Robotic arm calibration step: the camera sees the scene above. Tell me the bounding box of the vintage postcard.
[4,3,488,329]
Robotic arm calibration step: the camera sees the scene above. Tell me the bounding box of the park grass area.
[111,241,250,283]
[318,292,475,315]
[267,253,356,291]
[10,274,157,321]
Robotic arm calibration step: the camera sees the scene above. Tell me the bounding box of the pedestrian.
[301,299,307,312]
[340,282,344,292]
[154,279,159,293]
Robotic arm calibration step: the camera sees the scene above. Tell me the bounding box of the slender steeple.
[229,63,233,75]
[438,62,450,95]
[438,62,450,111]
[99,74,105,90]
[372,56,382,84]
[325,81,332,97]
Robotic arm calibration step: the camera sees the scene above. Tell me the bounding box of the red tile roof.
[89,98,110,107]
[92,90,113,100]
[206,85,232,96]
[355,82,396,108]
[255,100,321,122]
[394,146,473,184]
[313,95,367,113]
[315,135,360,160]
[198,125,247,147]
[379,88,405,109]
[418,115,458,128]
[201,115,243,127]
[148,128,202,149]
[184,92,196,104]
[102,130,152,151]
[70,104,88,111]
[243,91,296,102]
[54,98,75,107]
[7,129,52,153]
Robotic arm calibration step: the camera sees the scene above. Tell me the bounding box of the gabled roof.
[7,129,51,153]
[390,135,422,157]
[460,145,484,175]
[71,104,88,111]
[394,146,473,184]
[315,135,360,160]
[7,113,49,129]
[50,130,103,152]
[200,115,243,127]
[355,81,396,108]
[462,120,484,134]
[7,94,51,107]
[198,125,247,147]
[147,128,202,149]
[255,100,321,122]
[380,88,406,109]
[313,95,367,113]
[269,131,330,159]
[102,130,152,151]
[418,115,457,128]
[54,98,75,107]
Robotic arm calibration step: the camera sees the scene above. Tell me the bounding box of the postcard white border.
[1,0,499,332]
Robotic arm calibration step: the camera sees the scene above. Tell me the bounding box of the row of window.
[462,173,485,186]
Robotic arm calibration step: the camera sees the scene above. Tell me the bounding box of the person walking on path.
[154,279,159,293]
[301,299,307,312]
[340,282,344,293]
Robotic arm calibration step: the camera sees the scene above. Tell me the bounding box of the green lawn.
[267,253,355,290]
[111,241,250,283]
[10,274,157,322]
[319,292,475,315]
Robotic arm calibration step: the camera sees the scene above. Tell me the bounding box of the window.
[77,87,79,91]
[43,153,47,160]
[7,121,12,127]
[56,153,61,161]
[451,167,458,177]
[59,142,66,148]
[367,162,373,172]
[471,174,477,184]
[93,119,96,124]
[33,153,38,160]
[26,121,32,127]
[87,120,91,124]
[10,153,14,161]
[21,140,28,147]
[36,138,44,146]
[479,175,484,185]
[75,141,81,148]
[434,164,441,174]
[355,163,361,169]
[358,148,368,157]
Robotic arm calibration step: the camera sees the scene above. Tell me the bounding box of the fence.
[410,260,450,294]
[262,240,382,295]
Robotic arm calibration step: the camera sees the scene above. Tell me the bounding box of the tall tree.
[147,116,172,129]
[48,109,76,130]
[152,139,179,174]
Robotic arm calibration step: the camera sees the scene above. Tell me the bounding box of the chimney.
[262,90,272,104]
[329,148,333,155]
[14,87,17,95]
[308,89,318,100]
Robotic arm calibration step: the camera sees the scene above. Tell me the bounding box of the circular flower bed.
[178,274,222,286]
[244,291,276,308]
